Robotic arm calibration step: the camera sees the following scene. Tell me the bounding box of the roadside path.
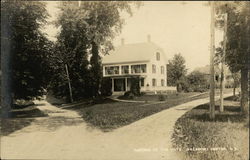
[1,93,232,160]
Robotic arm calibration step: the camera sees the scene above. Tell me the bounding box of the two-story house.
[102,36,175,94]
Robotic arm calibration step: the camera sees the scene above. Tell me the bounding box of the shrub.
[191,85,207,92]
[158,94,166,101]
[101,77,112,96]
[177,77,189,92]
[130,77,141,96]
[123,91,135,99]
[92,96,106,104]
[139,92,146,96]
[186,71,209,92]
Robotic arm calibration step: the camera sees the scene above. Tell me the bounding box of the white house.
[102,36,175,94]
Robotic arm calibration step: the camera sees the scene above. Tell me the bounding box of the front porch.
[110,76,145,93]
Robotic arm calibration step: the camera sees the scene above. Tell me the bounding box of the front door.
[114,78,125,91]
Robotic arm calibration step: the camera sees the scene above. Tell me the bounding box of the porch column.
[111,78,114,92]
[103,66,106,76]
[119,65,121,75]
[139,77,141,87]
[125,77,128,91]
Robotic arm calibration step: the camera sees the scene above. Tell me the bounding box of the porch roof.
[103,74,147,78]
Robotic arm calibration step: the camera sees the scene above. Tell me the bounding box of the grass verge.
[66,91,222,131]
[118,92,199,102]
[1,106,48,136]
[172,96,249,160]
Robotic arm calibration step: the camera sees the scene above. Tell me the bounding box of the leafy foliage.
[187,71,208,92]
[1,1,52,100]
[49,1,141,100]
[100,77,112,96]
[130,77,141,96]
[167,53,188,87]
[215,2,249,114]
[158,94,166,101]
[215,2,249,72]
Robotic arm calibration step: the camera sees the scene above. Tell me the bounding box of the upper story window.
[131,64,146,73]
[161,66,165,74]
[121,65,129,74]
[161,79,165,86]
[105,66,119,75]
[156,52,160,61]
[152,64,156,73]
[152,78,156,87]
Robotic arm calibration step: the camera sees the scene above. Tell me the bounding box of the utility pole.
[1,9,12,118]
[220,13,227,112]
[209,2,215,120]
[65,64,73,103]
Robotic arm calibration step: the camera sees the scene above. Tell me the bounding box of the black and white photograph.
[1,1,249,160]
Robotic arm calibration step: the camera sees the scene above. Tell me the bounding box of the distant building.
[102,36,175,94]
[194,65,234,88]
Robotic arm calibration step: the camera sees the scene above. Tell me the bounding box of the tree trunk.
[219,70,225,112]
[90,41,102,97]
[220,13,227,113]
[240,68,249,115]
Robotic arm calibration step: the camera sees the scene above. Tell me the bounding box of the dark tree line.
[1,1,52,101]
[215,2,249,115]
[1,0,141,112]
[48,1,141,101]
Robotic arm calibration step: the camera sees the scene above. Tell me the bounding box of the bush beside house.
[101,77,113,96]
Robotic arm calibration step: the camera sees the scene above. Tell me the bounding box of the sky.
[44,1,223,72]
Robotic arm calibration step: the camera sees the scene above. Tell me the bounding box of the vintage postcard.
[1,1,249,160]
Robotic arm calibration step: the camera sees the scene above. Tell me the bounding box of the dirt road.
[1,93,232,160]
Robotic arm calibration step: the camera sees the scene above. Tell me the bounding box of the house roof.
[102,42,167,65]
[194,65,221,75]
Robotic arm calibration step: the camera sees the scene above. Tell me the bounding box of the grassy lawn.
[66,91,219,131]
[172,96,249,160]
[118,92,199,102]
[0,105,48,136]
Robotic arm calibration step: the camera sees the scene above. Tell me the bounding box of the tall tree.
[215,43,241,97]
[216,2,250,115]
[167,53,187,91]
[50,2,90,101]
[80,1,141,98]
[1,1,51,103]
[52,1,141,100]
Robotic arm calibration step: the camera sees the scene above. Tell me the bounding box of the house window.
[121,65,129,74]
[140,78,145,87]
[161,66,164,74]
[161,79,165,86]
[152,78,156,87]
[141,64,146,73]
[152,64,156,73]
[105,66,119,75]
[156,52,160,61]
[131,64,146,73]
